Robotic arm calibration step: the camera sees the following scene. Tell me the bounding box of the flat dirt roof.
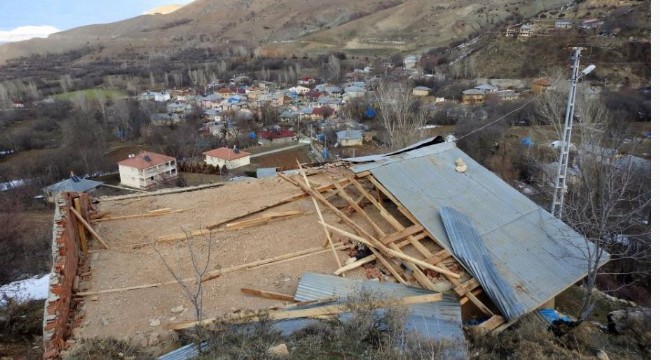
[76,172,384,347]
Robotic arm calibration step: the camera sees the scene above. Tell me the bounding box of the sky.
[0,0,195,43]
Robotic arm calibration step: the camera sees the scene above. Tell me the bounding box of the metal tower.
[550,47,589,219]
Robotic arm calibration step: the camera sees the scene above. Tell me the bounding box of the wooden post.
[73,197,88,254]
[69,207,109,249]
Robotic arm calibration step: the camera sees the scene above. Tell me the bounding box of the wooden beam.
[205,179,349,230]
[454,278,480,297]
[381,225,424,245]
[478,315,506,332]
[319,222,460,279]
[77,243,351,297]
[240,288,296,302]
[69,207,109,249]
[296,161,342,270]
[73,198,88,254]
[333,254,377,275]
[168,292,444,330]
[93,209,188,222]
[225,210,304,230]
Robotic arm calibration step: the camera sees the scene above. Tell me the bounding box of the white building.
[203,147,251,169]
[117,151,178,189]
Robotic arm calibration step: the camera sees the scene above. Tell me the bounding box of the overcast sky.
[0,0,194,42]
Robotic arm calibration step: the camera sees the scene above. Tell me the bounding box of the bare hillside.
[0,0,567,64]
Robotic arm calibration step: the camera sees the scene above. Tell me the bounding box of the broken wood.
[93,209,188,222]
[169,292,444,330]
[240,288,296,302]
[69,207,109,249]
[319,221,461,279]
[295,161,342,270]
[333,254,377,276]
[381,225,424,245]
[205,179,349,230]
[76,243,351,297]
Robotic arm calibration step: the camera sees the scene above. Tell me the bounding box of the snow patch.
[0,274,50,305]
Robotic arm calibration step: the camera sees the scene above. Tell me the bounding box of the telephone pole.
[550,47,595,219]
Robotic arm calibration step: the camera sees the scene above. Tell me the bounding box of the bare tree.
[375,80,432,149]
[534,92,651,322]
[153,230,214,322]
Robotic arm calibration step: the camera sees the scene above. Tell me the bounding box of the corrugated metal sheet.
[294,272,467,358]
[158,342,208,360]
[351,141,608,321]
[439,207,526,320]
[345,136,443,163]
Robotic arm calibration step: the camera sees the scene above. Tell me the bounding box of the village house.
[505,24,521,37]
[139,91,171,102]
[403,55,419,69]
[336,129,364,147]
[474,83,498,93]
[497,91,519,101]
[531,78,553,94]
[117,151,178,189]
[412,86,432,97]
[462,89,486,104]
[43,173,103,203]
[581,18,603,29]
[298,76,315,86]
[259,129,297,145]
[555,20,573,29]
[519,24,534,37]
[203,146,251,169]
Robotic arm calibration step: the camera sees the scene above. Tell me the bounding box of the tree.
[533,91,651,322]
[375,81,432,150]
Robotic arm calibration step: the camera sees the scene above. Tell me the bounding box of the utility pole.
[550,47,595,219]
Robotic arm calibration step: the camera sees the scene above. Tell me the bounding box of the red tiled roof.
[203,147,251,160]
[259,129,297,139]
[117,151,175,170]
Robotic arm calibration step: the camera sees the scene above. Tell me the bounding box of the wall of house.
[119,162,178,189]
[339,138,363,147]
[43,193,90,359]
[205,155,250,169]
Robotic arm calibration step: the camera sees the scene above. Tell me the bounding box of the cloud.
[0,25,61,42]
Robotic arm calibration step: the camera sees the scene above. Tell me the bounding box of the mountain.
[0,0,599,64]
[144,4,185,15]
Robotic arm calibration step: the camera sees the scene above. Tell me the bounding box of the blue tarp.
[537,308,574,324]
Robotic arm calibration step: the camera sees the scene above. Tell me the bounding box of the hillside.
[0,0,566,64]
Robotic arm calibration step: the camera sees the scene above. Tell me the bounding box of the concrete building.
[117,151,177,189]
[203,147,251,169]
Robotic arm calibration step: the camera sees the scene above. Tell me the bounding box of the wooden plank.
[93,209,188,222]
[478,315,506,332]
[290,177,408,284]
[225,210,304,230]
[460,288,484,305]
[205,179,349,230]
[168,292,444,330]
[454,278,480,297]
[77,243,351,297]
[333,254,377,275]
[319,222,460,279]
[424,250,452,266]
[73,198,88,254]
[69,207,109,249]
[381,225,424,245]
[336,180,436,289]
[296,161,342,270]
[240,288,296,302]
